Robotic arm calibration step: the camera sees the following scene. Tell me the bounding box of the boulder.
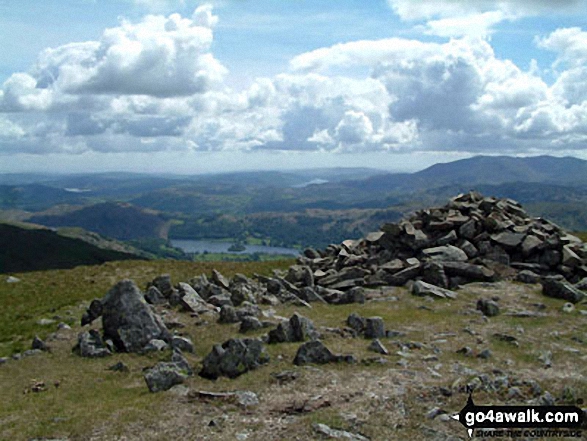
[218,305,240,324]
[412,281,457,299]
[101,279,171,353]
[199,338,270,380]
[73,330,111,358]
[177,282,208,313]
[293,340,336,365]
[144,362,189,393]
[145,286,166,305]
[363,317,385,339]
[476,299,500,317]
[32,336,49,352]
[239,316,263,333]
[211,269,230,290]
[171,336,194,353]
[346,313,366,334]
[368,339,389,355]
[149,274,174,297]
[268,313,318,343]
[542,279,585,304]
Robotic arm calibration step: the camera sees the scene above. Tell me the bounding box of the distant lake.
[170,239,300,256]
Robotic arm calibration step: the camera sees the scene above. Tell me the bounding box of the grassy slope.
[0,260,586,440]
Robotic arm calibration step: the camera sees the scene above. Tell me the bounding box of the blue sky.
[1,0,587,173]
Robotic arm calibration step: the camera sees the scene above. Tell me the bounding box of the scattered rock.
[412,281,457,299]
[143,339,169,353]
[368,339,389,355]
[312,423,369,441]
[268,313,318,343]
[363,317,385,339]
[239,316,263,333]
[476,298,500,317]
[108,361,129,372]
[293,340,336,365]
[171,336,194,353]
[199,338,269,380]
[31,336,49,352]
[73,330,111,358]
[144,362,189,393]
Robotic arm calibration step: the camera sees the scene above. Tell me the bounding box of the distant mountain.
[0,184,88,211]
[0,223,142,273]
[352,155,587,193]
[30,202,166,241]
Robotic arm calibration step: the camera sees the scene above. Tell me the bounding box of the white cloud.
[422,11,510,38]
[388,0,587,37]
[19,5,224,99]
[1,6,587,158]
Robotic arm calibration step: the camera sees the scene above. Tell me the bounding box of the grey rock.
[293,340,336,365]
[476,298,500,317]
[22,349,43,357]
[74,330,111,358]
[299,286,328,304]
[144,362,189,393]
[199,338,269,380]
[441,261,495,282]
[101,279,171,353]
[145,286,166,305]
[364,317,385,339]
[542,279,585,303]
[230,284,255,306]
[421,262,449,288]
[575,277,587,291]
[516,270,541,284]
[346,313,366,333]
[177,282,207,313]
[268,313,318,343]
[491,231,526,249]
[521,235,543,256]
[422,245,468,262]
[32,336,49,351]
[412,281,457,299]
[108,361,129,372]
[368,339,389,355]
[57,322,71,330]
[218,305,240,324]
[149,274,174,297]
[171,336,194,353]
[211,269,230,290]
[239,316,263,333]
[207,294,233,308]
[382,264,421,286]
[143,339,169,353]
[81,298,103,326]
[562,245,581,267]
[312,423,369,441]
[6,276,20,283]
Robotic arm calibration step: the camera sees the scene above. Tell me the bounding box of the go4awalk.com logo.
[452,394,584,438]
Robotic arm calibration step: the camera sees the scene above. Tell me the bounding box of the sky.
[1,0,587,174]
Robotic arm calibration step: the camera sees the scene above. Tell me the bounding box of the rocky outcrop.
[101,279,171,353]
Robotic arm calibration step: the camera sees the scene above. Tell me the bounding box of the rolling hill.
[0,223,143,273]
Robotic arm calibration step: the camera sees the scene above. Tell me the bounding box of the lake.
[170,239,300,256]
